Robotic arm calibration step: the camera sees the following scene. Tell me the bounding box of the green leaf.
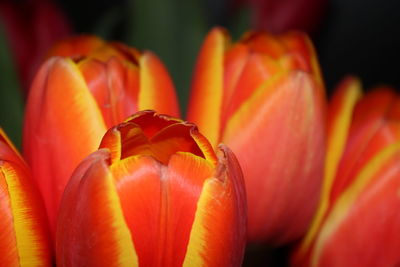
[0,22,24,148]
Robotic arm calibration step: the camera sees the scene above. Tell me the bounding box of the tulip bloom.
[292,77,400,266]
[0,128,51,266]
[188,27,325,244]
[56,110,247,266]
[23,36,180,240]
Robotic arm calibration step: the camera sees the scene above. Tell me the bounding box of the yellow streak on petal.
[1,163,46,266]
[104,168,139,266]
[182,178,214,267]
[311,142,400,267]
[187,28,226,146]
[299,78,362,252]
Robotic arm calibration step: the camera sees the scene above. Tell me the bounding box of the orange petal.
[0,131,51,266]
[311,143,400,267]
[331,88,397,200]
[150,123,205,164]
[222,71,325,244]
[23,57,107,239]
[222,53,281,128]
[56,149,137,266]
[139,52,180,117]
[295,77,362,258]
[78,57,140,127]
[47,35,105,59]
[241,31,285,58]
[183,145,246,267]
[187,27,227,146]
[280,31,323,87]
[111,152,214,266]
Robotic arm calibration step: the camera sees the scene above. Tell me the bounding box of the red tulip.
[56,110,247,266]
[292,77,400,266]
[232,0,327,34]
[0,128,51,266]
[188,27,326,244]
[0,0,71,93]
[23,36,180,240]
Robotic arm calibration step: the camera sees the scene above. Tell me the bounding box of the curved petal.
[280,31,323,87]
[56,149,137,266]
[296,76,362,257]
[0,162,51,266]
[111,152,214,266]
[183,145,246,267]
[0,130,51,266]
[331,88,398,200]
[23,57,107,239]
[187,27,227,146]
[47,35,105,59]
[311,143,400,267]
[222,70,325,243]
[139,52,180,117]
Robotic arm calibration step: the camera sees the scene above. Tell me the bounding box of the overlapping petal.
[23,36,180,242]
[56,111,246,266]
[188,27,326,244]
[293,77,400,266]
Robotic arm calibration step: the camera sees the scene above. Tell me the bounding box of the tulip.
[187,27,326,244]
[0,0,71,93]
[292,77,400,266]
[23,36,180,240]
[0,128,51,266]
[56,110,247,266]
[231,0,327,34]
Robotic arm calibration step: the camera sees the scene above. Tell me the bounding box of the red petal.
[139,52,180,117]
[183,145,246,267]
[222,71,325,244]
[23,57,107,239]
[56,150,137,266]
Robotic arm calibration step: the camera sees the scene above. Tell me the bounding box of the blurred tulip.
[23,36,180,240]
[187,27,326,244]
[0,128,51,266]
[56,110,247,266]
[232,0,327,34]
[292,77,400,266]
[0,0,71,93]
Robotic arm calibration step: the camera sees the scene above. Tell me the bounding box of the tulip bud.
[0,128,51,266]
[56,110,247,266]
[23,36,180,240]
[293,77,400,266]
[188,27,326,244]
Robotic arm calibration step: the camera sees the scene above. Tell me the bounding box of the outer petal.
[139,52,180,117]
[331,88,398,199]
[311,143,400,267]
[23,57,107,239]
[183,145,246,267]
[295,77,362,259]
[0,130,51,266]
[222,71,325,243]
[187,27,227,146]
[56,149,138,267]
[110,152,214,266]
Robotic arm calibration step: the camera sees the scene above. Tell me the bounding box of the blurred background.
[0,0,398,265]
